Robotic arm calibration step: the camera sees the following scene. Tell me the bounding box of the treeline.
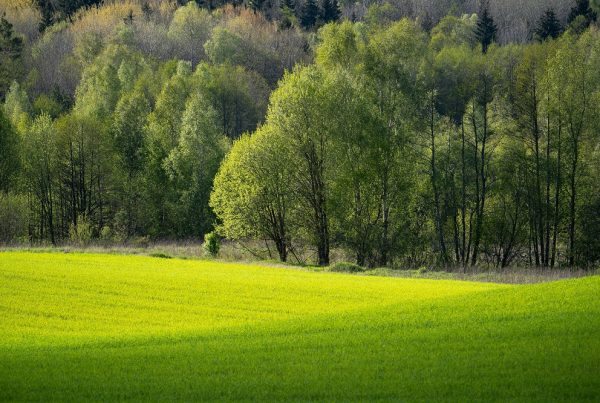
[1,2,304,242]
[1,0,599,268]
[212,16,600,268]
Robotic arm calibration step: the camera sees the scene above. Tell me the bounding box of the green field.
[0,252,599,401]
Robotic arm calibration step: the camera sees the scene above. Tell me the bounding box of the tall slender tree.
[0,15,23,101]
[299,0,319,29]
[320,0,341,24]
[535,9,562,41]
[475,1,497,53]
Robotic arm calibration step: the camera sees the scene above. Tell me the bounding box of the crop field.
[0,252,599,401]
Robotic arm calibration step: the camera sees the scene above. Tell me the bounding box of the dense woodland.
[1,0,599,268]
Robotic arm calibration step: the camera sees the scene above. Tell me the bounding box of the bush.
[329,262,365,273]
[99,226,112,242]
[150,252,172,259]
[0,193,29,243]
[203,231,220,257]
[69,215,93,246]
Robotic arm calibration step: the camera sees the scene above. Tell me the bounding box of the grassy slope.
[0,252,598,401]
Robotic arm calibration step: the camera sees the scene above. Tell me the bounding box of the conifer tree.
[248,0,265,13]
[300,0,319,29]
[141,2,153,20]
[568,0,597,24]
[474,1,497,53]
[0,15,23,101]
[320,0,340,24]
[281,0,295,11]
[534,8,562,41]
[35,0,55,32]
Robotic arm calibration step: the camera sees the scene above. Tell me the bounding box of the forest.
[1,0,599,269]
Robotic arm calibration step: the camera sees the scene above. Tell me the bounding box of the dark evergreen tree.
[35,0,55,32]
[319,0,340,24]
[567,0,597,24]
[141,2,153,20]
[474,1,497,53]
[281,0,295,11]
[124,9,134,25]
[0,15,23,100]
[534,8,562,41]
[420,11,434,33]
[279,0,296,30]
[248,0,265,13]
[299,0,319,29]
[56,0,102,21]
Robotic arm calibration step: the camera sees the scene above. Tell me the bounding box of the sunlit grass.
[1,252,598,401]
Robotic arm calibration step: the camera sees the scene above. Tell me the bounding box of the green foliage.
[319,0,341,24]
[534,9,562,41]
[429,14,477,51]
[329,261,365,273]
[0,193,28,242]
[211,127,294,261]
[0,108,20,192]
[2,1,600,269]
[0,15,23,100]
[68,214,93,246]
[567,0,597,26]
[112,88,150,175]
[167,2,213,64]
[165,91,228,236]
[204,28,281,85]
[474,2,497,53]
[315,21,362,69]
[3,81,31,134]
[299,0,319,29]
[203,231,220,257]
[193,62,269,139]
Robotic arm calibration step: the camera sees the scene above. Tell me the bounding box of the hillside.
[1,252,598,400]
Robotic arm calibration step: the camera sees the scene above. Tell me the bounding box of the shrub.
[69,215,93,246]
[203,231,220,257]
[329,262,365,273]
[99,226,112,242]
[150,252,172,259]
[0,193,29,243]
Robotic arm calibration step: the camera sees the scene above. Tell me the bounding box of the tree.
[279,0,297,29]
[4,81,31,130]
[35,0,55,32]
[204,28,282,85]
[144,62,192,238]
[0,109,19,193]
[567,0,597,25]
[320,0,341,24]
[362,20,427,266]
[299,0,319,29]
[266,66,333,265]
[22,114,58,244]
[165,92,229,237]
[534,9,562,41]
[211,127,295,262]
[430,14,477,51]
[548,32,598,266]
[54,114,112,238]
[111,88,151,237]
[193,63,270,140]
[167,2,213,65]
[592,0,600,15]
[475,1,497,53]
[248,0,265,13]
[0,15,24,101]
